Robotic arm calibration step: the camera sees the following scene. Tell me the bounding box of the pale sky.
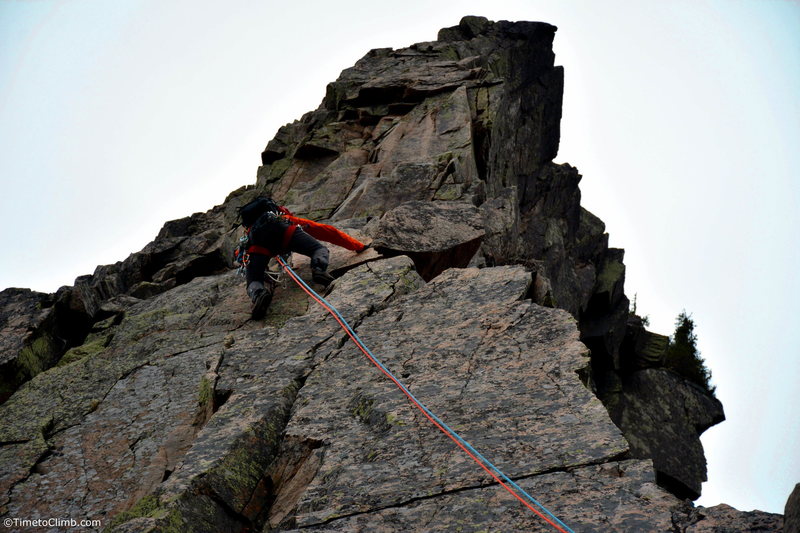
[1,0,798,516]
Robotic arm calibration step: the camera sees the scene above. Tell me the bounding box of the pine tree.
[629,293,651,326]
[664,311,715,394]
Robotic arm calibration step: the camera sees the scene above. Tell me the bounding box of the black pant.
[246,227,330,286]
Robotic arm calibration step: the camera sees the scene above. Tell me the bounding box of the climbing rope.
[276,257,575,533]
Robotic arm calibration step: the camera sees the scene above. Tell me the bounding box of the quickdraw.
[233,232,252,277]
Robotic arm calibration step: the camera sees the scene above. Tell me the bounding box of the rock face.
[0,289,59,403]
[672,502,785,532]
[0,287,92,403]
[786,484,800,533]
[0,16,784,532]
[605,369,725,500]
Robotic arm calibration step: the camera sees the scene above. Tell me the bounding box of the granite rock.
[0,289,60,403]
[0,15,769,533]
[604,368,725,500]
[372,200,485,280]
[673,502,784,532]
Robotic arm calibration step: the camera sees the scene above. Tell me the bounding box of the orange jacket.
[282,212,366,252]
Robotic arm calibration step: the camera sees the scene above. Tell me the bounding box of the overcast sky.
[1,0,798,516]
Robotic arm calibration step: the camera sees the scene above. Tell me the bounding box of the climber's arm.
[285,215,366,252]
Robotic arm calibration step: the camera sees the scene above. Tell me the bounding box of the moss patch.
[596,260,625,296]
[350,394,375,423]
[122,307,206,341]
[385,412,406,426]
[0,333,61,403]
[198,375,214,408]
[58,335,110,367]
[16,333,59,380]
[258,157,292,186]
[438,44,461,62]
[433,184,464,201]
[105,494,161,531]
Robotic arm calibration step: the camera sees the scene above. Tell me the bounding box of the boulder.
[372,200,485,280]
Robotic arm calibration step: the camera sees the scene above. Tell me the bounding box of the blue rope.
[279,259,574,533]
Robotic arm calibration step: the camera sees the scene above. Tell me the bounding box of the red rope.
[277,258,571,532]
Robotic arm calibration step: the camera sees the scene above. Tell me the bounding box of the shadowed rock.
[0,289,60,404]
[604,368,725,500]
[0,287,94,404]
[621,314,669,371]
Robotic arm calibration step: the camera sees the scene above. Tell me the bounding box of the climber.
[234,196,368,319]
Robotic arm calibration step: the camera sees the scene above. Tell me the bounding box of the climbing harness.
[276,256,575,533]
[234,228,292,285]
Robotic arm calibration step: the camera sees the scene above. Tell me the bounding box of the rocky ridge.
[0,16,786,532]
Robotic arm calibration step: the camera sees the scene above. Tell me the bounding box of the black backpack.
[236,196,293,259]
[239,197,280,227]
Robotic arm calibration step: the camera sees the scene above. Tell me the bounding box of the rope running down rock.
[276,256,574,533]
